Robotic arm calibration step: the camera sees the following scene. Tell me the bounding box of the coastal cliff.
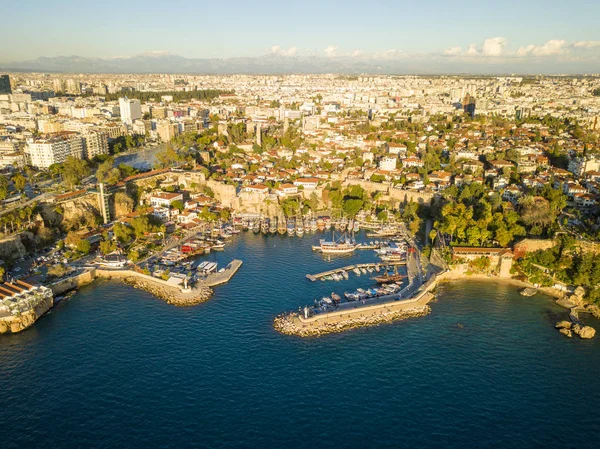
[0,294,53,335]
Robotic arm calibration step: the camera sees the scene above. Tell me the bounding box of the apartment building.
[25,133,84,168]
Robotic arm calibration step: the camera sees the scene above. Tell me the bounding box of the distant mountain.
[0,52,589,75]
[0,52,461,75]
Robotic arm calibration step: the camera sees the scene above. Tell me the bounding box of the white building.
[25,134,84,168]
[378,156,397,171]
[149,192,183,208]
[83,131,109,159]
[119,97,142,124]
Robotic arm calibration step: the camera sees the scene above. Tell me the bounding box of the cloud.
[443,46,462,56]
[350,49,365,58]
[482,37,507,56]
[573,41,600,49]
[466,44,479,56]
[269,45,297,57]
[323,45,338,57]
[516,39,567,57]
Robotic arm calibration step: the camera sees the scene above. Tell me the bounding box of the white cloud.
[482,37,507,56]
[269,45,297,57]
[324,45,338,57]
[351,49,365,58]
[573,40,600,49]
[443,46,462,56]
[516,39,567,57]
[466,44,479,56]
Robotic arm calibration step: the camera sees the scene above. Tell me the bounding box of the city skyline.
[2,0,600,73]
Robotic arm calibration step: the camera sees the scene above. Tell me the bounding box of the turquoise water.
[1,232,600,448]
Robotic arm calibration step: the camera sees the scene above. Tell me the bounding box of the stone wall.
[50,268,97,296]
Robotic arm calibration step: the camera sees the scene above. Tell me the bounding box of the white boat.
[317,231,357,254]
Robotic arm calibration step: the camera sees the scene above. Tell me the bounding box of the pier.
[306,261,406,282]
[202,259,243,287]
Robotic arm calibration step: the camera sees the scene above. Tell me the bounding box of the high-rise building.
[0,75,11,95]
[119,97,142,124]
[25,134,84,168]
[463,94,476,118]
[65,79,81,94]
[83,131,109,159]
[156,121,178,142]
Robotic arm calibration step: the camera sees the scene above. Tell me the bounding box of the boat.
[331,293,341,304]
[304,218,311,233]
[341,271,349,280]
[261,218,269,234]
[372,271,407,284]
[317,218,325,231]
[277,217,286,235]
[360,267,367,274]
[310,218,318,232]
[296,217,304,236]
[286,219,295,236]
[353,267,361,276]
[269,217,277,234]
[252,220,260,234]
[315,231,357,254]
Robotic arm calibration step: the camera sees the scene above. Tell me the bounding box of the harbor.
[305,261,406,282]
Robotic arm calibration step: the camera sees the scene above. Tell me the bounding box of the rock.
[572,324,582,335]
[559,328,573,338]
[555,320,572,329]
[574,286,586,298]
[578,326,596,339]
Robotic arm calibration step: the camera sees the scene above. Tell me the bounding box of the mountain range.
[0,52,589,75]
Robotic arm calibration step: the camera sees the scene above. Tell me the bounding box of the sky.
[2,0,600,72]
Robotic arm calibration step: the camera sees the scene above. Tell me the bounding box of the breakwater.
[96,269,213,306]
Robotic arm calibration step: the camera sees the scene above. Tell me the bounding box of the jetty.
[202,259,243,287]
[306,261,406,282]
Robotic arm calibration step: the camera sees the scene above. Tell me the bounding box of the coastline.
[273,267,578,338]
[96,269,213,306]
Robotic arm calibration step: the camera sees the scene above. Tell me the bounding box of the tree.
[61,157,90,189]
[0,175,8,200]
[343,199,364,217]
[99,239,117,255]
[155,145,183,169]
[12,173,26,192]
[171,200,185,212]
[76,239,91,255]
[114,222,134,245]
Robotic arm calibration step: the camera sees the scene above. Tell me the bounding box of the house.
[178,210,198,224]
[243,184,269,194]
[274,183,299,197]
[401,157,424,168]
[293,177,319,189]
[150,192,183,208]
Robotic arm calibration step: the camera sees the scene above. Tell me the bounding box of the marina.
[306,261,406,282]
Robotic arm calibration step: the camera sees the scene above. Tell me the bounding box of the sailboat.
[312,230,357,254]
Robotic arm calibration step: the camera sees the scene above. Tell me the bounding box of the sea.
[1,231,600,449]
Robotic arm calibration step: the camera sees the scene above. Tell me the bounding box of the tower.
[98,183,111,224]
[0,75,11,95]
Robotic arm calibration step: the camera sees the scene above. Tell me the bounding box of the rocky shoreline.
[121,276,213,306]
[274,305,431,337]
[0,294,54,335]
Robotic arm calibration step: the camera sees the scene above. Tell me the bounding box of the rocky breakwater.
[0,293,53,335]
[555,320,596,339]
[122,276,213,306]
[274,293,433,337]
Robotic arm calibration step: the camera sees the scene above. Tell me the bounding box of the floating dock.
[306,261,406,282]
[202,260,243,287]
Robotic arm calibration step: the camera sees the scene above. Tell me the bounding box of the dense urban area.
[1,71,600,336]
